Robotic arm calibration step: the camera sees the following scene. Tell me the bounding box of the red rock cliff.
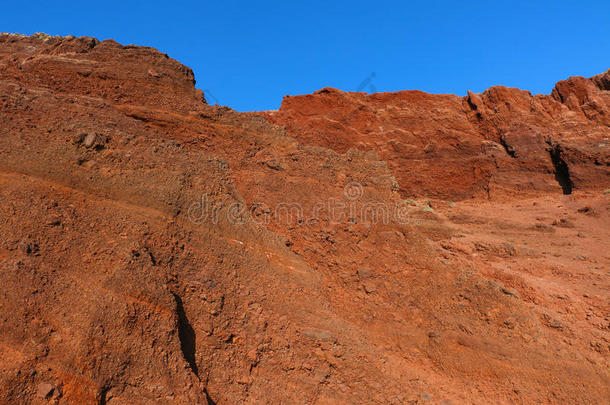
[0,33,608,404]
[264,72,610,199]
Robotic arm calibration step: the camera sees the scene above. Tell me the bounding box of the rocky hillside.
[0,33,608,404]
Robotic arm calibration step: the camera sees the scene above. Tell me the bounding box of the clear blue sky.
[3,1,609,111]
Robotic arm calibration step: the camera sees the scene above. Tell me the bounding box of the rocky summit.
[0,33,608,404]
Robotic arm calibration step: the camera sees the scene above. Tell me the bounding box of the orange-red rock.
[264,73,610,200]
[0,33,608,404]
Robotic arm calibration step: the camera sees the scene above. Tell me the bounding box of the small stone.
[502,242,516,256]
[83,133,97,147]
[46,216,61,226]
[357,268,373,279]
[147,69,161,78]
[313,369,329,382]
[76,133,105,150]
[265,158,283,170]
[362,280,376,294]
[81,159,97,169]
[423,143,436,153]
[235,375,250,385]
[520,247,538,257]
[577,206,594,214]
[420,205,434,213]
[37,382,54,398]
[501,287,520,298]
[552,218,575,228]
[428,331,440,339]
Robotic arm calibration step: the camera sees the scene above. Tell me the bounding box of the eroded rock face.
[0,33,608,404]
[264,72,610,200]
[0,33,204,112]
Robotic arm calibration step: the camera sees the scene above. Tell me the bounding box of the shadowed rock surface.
[0,33,608,404]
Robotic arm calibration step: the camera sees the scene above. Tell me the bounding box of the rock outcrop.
[0,33,608,404]
[264,72,610,200]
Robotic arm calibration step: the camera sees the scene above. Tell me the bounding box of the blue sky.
[3,1,609,111]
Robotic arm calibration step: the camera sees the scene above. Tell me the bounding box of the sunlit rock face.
[0,33,608,404]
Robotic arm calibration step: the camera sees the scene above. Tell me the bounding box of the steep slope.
[0,33,608,404]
